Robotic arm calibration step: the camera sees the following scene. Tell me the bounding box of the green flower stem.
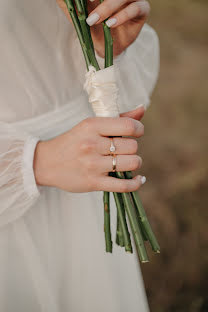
[116,172,149,262]
[125,171,160,253]
[74,0,100,70]
[64,0,90,69]
[98,4,115,252]
[116,212,124,247]
[110,172,125,248]
[99,0,113,68]
[102,23,113,68]
[113,191,133,252]
[103,191,113,253]
[81,1,95,55]
[138,217,149,242]
[80,0,85,12]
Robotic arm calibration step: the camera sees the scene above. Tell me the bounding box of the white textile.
[0,0,159,311]
[84,65,120,117]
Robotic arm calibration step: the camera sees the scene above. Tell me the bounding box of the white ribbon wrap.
[84,65,120,118]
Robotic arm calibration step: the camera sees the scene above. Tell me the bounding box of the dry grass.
[137,1,208,311]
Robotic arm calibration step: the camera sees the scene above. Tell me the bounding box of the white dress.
[0,1,159,311]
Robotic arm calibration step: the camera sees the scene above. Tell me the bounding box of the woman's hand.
[56,0,150,57]
[34,107,146,193]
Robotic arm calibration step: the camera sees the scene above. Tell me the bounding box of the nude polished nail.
[106,18,117,28]
[86,13,100,26]
[141,176,147,185]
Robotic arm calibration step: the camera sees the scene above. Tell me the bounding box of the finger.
[86,0,129,26]
[57,0,72,21]
[86,117,144,138]
[105,1,150,28]
[100,154,142,173]
[97,137,138,155]
[120,106,145,121]
[95,174,146,192]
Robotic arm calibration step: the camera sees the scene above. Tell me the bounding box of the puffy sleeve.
[96,24,160,113]
[0,122,41,228]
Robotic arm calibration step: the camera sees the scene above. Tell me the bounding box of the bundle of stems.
[64,0,160,263]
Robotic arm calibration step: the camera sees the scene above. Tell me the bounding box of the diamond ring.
[109,137,116,154]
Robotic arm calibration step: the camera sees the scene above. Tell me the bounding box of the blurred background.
[139,0,208,311]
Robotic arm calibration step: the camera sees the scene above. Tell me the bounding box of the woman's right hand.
[33,115,145,193]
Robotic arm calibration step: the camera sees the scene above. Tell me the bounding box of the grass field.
[137,1,208,311]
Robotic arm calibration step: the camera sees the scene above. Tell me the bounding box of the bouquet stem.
[116,213,124,247]
[116,172,149,263]
[125,171,160,253]
[103,191,113,252]
[113,190,132,253]
[74,0,100,70]
[98,2,115,253]
[64,0,91,69]
[64,0,160,263]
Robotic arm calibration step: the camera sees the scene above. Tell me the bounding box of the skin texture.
[56,0,150,57]
[34,107,146,193]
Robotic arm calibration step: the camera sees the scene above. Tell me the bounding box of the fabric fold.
[84,65,119,118]
[0,122,41,227]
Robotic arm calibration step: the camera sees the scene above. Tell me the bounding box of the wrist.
[33,140,53,187]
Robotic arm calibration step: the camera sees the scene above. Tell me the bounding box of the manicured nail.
[135,1,151,15]
[106,18,117,28]
[86,13,100,26]
[141,176,146,185]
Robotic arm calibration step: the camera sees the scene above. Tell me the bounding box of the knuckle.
[123,118,136,136]
[80,139,96,154]
[137,1,151,17]
[134,3,141,15]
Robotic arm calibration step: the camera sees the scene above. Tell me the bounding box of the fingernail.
[106,18,117,28]
[135,1,151,15]
[86,13,100,26]
[141,176,146,185]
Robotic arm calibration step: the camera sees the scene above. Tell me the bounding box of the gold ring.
[109,137,116,154]
[112,155,117,172]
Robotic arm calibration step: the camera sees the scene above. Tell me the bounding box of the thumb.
[120,106,145,121]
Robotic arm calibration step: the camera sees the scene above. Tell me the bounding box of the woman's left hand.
[57,0,150,57]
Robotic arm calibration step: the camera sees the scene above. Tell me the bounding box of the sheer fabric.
[0,0,159,311]
[0,123,40,227]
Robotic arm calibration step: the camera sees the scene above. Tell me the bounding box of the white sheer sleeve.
[95,24,160,113]
[0,122,41,228]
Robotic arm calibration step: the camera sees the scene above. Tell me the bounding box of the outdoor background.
[138,0,208,311]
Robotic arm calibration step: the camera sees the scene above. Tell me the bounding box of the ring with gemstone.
[109,137,116,154]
